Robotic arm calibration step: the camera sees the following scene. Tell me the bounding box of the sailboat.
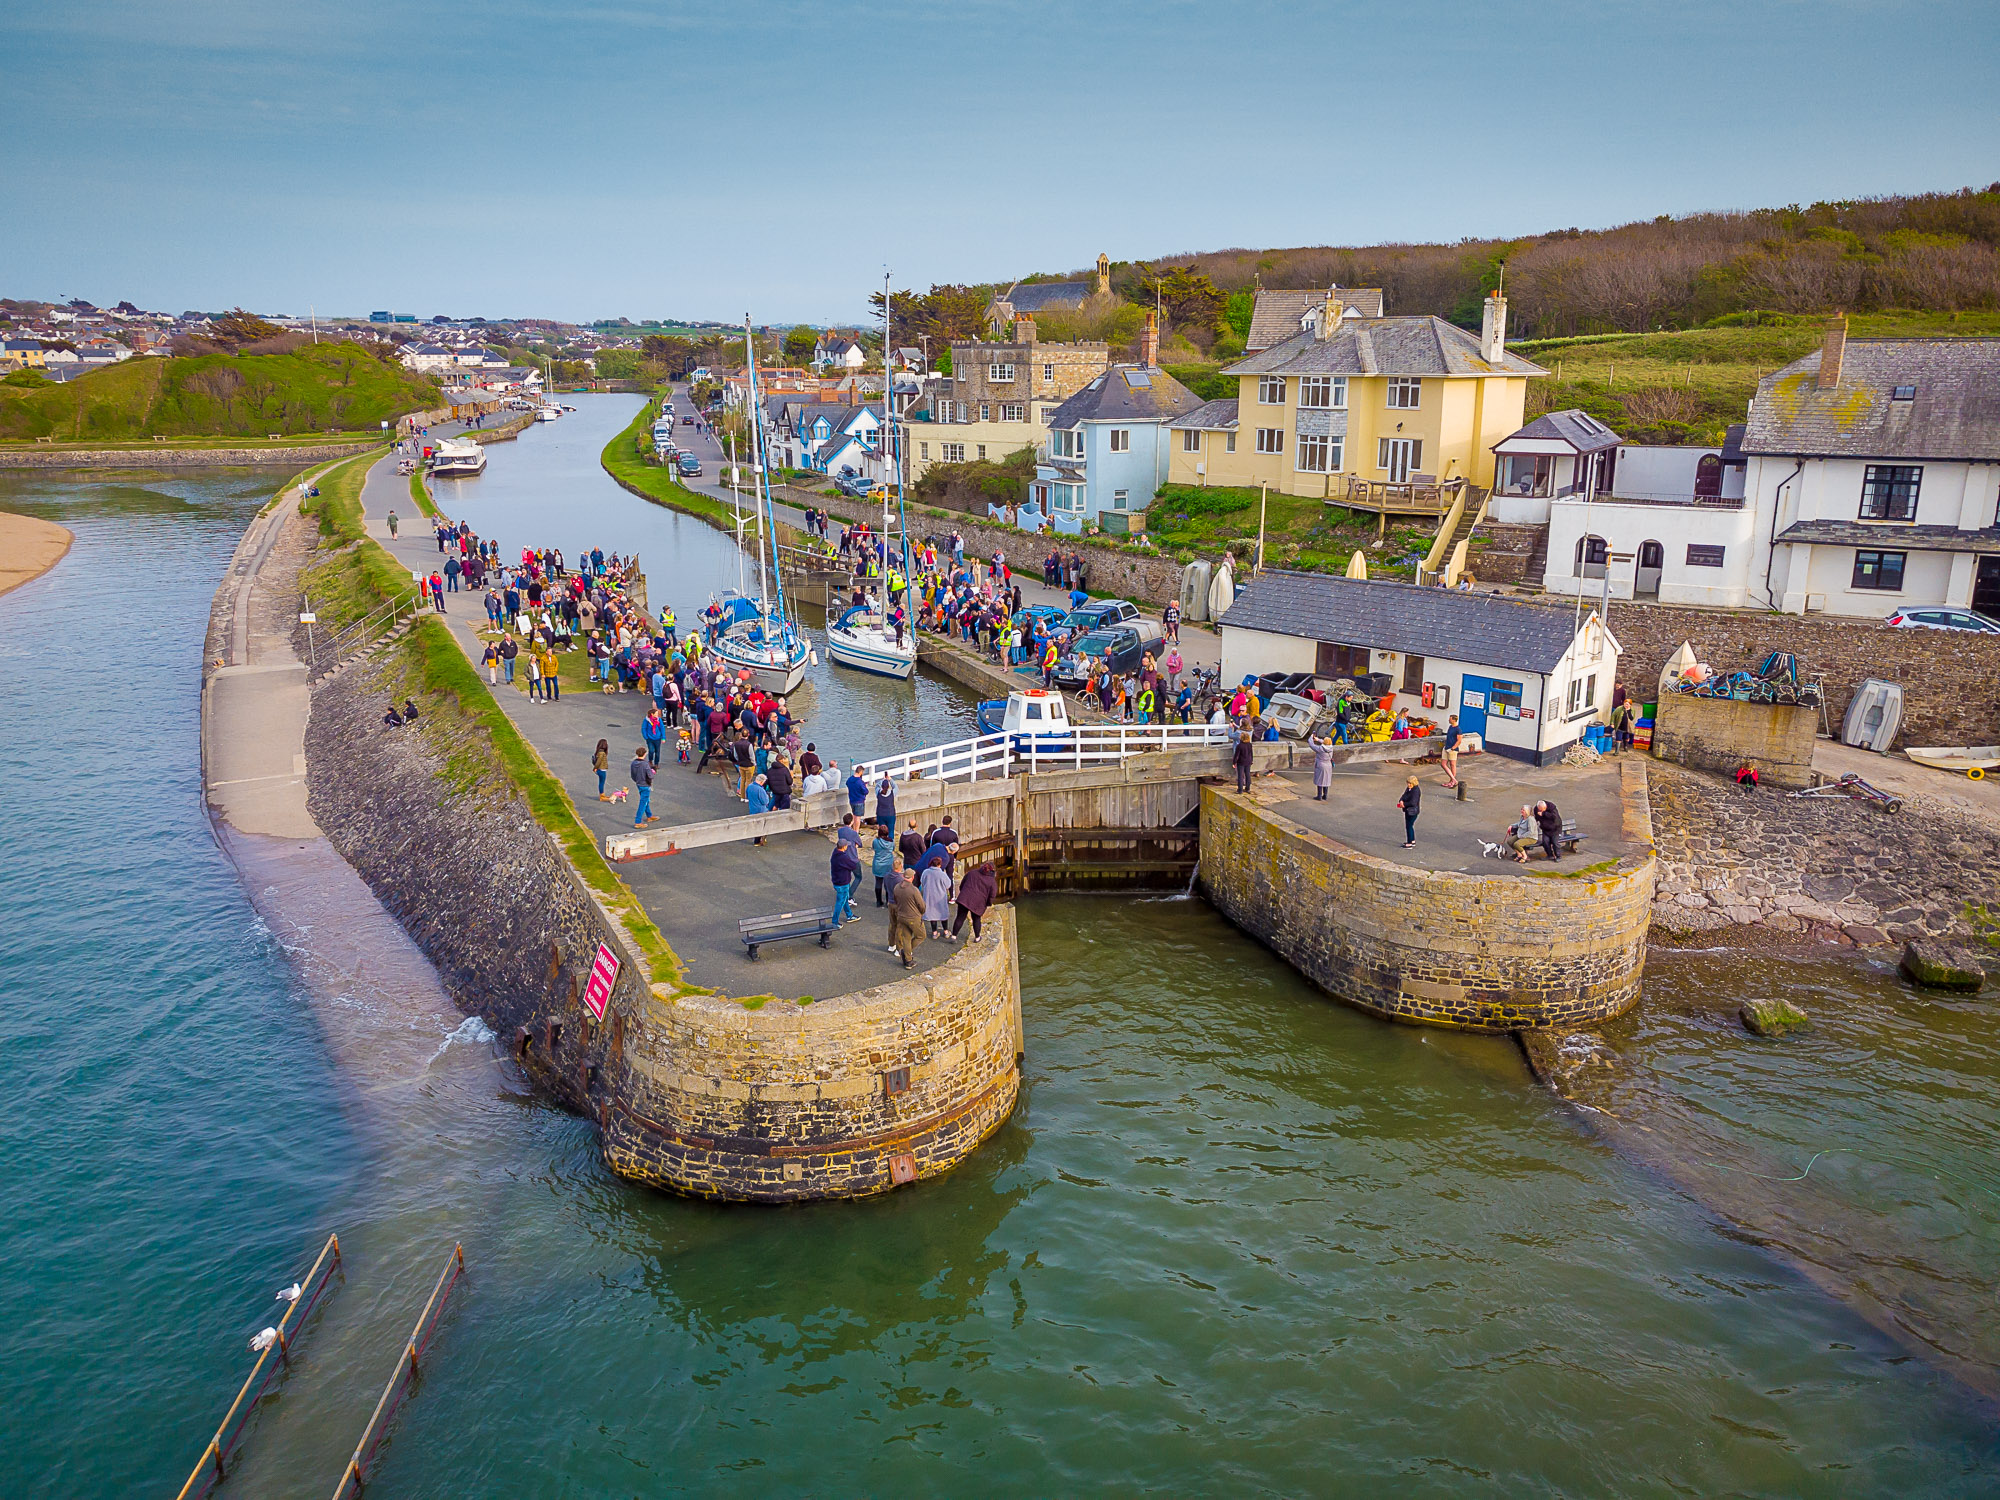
[709,317,810,695]
[825,274,919,681]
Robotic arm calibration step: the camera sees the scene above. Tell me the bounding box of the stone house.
[902,315,1112,484]
[1218,571,1620,764]
[983,254,1114,332]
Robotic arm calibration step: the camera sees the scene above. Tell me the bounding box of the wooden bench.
[739,907,836,960]
[1558,819,1585,854]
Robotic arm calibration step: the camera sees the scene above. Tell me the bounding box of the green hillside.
[0,342,441,442]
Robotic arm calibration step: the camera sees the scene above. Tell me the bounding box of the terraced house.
[905,315,1110,482]
[1170,291,1543,498]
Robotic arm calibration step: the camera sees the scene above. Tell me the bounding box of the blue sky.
[4,0,1995,325]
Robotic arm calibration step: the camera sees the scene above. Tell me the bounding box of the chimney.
[1318,290,1344,341]
[1096,253,1111,297]
[1015,313,1036,346]
[1140,310,1159,368]
[1817,313,1847,389]
[1479,292,1508,364]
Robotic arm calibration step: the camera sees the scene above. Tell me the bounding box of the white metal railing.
[854,722,1229,786]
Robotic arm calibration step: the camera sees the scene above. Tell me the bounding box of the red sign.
[583,944,620,1021]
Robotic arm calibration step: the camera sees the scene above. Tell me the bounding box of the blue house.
[1030,360,1200,534]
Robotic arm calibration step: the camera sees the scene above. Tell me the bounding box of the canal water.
[1,406,1995,1495]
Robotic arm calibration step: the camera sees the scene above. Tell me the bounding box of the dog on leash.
[609,786,630,803]
[1476,839,1505,859]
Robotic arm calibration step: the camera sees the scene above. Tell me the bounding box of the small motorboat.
[1266,692,1325,739]
[976,688,1073,748]
[1903,745,2000,779]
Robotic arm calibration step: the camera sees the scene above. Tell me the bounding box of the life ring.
[1968,766,1986,780]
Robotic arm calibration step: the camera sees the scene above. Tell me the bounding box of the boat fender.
[1969,766,1985,781]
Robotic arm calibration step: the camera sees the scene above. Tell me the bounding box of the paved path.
[356,448,961,1001]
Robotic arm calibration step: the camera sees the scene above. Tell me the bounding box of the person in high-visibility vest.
[1135,685,1156,725]
[889,570,905,606]
[1041,639,1058,688]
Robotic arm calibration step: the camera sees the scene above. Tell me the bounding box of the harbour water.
[2,409,1995,1495]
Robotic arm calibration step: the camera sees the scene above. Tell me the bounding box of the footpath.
[355,450,960,1001]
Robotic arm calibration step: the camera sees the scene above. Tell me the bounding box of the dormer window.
[1892,385,1917,401]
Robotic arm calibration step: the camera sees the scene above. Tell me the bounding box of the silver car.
[1884,606,2000,633]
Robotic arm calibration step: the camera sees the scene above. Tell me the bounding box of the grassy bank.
[0,343,438,442]
[600,401,742,527]
[298,450,682,986]
[1146,483,1434,578]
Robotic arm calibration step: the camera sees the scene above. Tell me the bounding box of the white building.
[401,343,456,373]
[1530,323,2000,618]
[1217,571,1620,764]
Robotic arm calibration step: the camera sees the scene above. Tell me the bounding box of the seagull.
[276,1282,302,1303]
[249,1328,279,1352]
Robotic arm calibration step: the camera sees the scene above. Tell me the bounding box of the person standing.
[444,554,461,593]
[1162,599,1180,644]
[1397,774,1422,848]
[1232,730,1254,793]
[630,747,655,826]
[920,855,953,939]
[1310,730,1334,800]
[642,708,666,768]
[500,633,518,684]
[727,733,754,800]
[481,640,500,684]
[951,862,996,943]
[429,570,446,612]
[745,773,773,843]
[1441,715,1463,787]
[592,738,610,800]
[386,509,399,540]
[888,868,927,969]
[873,772,897,832]
[830,841,861,929]
[540,641,561,701]
[870,821,896,906]
[846,765,869,821]
[766,754,793,810]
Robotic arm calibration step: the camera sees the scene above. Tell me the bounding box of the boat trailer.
[1790,771,1903,813]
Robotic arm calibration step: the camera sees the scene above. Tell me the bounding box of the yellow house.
[1169,292,1544,497]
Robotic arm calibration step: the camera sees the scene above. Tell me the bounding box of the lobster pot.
[1842,679,1903,753]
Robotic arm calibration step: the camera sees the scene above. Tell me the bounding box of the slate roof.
[1492,408,1622,453]
[1742,338,2000,461]
[1045,366,1202,427]
[1168,398,1240,431]
[997,280,1093,313]
[1775,520,2000,555]
[1245,288,1385,352]
[1219,571,1595,673]
[1225,316,1547,379]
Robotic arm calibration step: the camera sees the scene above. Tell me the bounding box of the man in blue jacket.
[830,841,861,928]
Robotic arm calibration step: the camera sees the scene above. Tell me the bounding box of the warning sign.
[583,943,620,1022]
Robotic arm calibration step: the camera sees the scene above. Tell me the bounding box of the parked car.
[1885,606,2000,634]
[835,472,882,498]
[677,454,703,477]
[1012,604,1069,635]
[1061,598,1140,634]
[1053,625,1168,686]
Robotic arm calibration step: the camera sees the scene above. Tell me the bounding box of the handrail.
[174,1232,344,1500]
[321,587,424,669]
[328,1242,465,1500]
[854,722,1228,785]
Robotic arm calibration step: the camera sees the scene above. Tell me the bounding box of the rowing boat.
[1903,745,2000,778]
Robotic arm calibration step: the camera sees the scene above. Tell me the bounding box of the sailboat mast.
[742,315,773,619]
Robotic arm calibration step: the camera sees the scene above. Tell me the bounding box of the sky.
[4,0,1997,326]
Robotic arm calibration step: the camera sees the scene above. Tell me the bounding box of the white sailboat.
[825,272,918,681]
[709,317,809,695]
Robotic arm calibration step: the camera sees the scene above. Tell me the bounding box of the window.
[1257,375,1287,405]
[1490,680,1525,719]
[1386,377,1422,409]
[1182,428,1202,453]
[1315,642,1369,678]
[1377,437,1421,479]
[979,403,990,422]
[1401,654,1426,694]
[1256,428,1284,454]
[1298,375,1346,409]
[1109,429,1130,453]
[1297,433,1341,473]
[1567,673,1597,717]
[1113,488,1129,509]
[1575,534,1607,579]
[1042,362,1054,384]
[1852,549,1906,590]
[1686,543,1726,568]
[1040,406,1057,422]
[990,362,1015,383]
[1859,464,1921,521]
[1050,483,1084,513]
[919,442,930,461]
[1052,428,1083,459]
[941,442,966,464]
[1001,403,1024,422]
[977,445,987,460]
[1225,432,1236,453]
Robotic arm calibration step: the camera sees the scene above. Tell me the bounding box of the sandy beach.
[0,511,74,599]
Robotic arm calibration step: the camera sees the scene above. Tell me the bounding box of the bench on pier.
[739,907,837,960]
[1558,819,1585,855]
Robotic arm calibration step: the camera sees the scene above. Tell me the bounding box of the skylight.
[1892,385,1917,401]
[1127,371,1151,387]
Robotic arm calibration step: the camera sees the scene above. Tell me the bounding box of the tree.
[869,284,994,354]
[783,325,818,363]
[1153,266,1225,333]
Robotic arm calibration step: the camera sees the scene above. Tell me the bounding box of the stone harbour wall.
[605,907,1024,1202]
[1650,694,1820,789]
[1601,599,2000,751]
[1197,762,1656,1032]
[0,441,376,469]
[1648,761,2000,945]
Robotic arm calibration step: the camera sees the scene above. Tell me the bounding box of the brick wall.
[1196,763,1655,1031]
[1601,599,2000,749]
[604,906,1024,1202]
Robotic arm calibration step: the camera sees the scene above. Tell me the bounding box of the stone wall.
[604,907,1023,1202]
[1601,599,2000,750]
[1648,761,2000,945]
[0,441,376,469]
[1463,521,1542,585]
[1197,760,1656,1031]
[1651,694,1820,788]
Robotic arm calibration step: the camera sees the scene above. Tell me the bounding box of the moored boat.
[429,438,487,477]
[1903,745,2000,778]
[825,604,915,679]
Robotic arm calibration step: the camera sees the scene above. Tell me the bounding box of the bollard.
[1456,778,1469,802]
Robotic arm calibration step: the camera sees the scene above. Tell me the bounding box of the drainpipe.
[1759,459,1805,610]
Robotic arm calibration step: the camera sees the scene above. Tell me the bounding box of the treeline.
[1069,186,2000,337]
